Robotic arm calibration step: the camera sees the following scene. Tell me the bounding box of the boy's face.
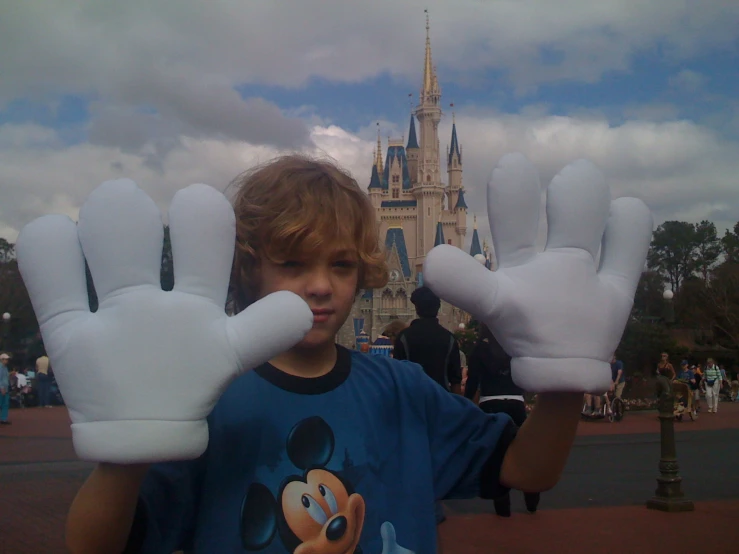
[255,246,359,350]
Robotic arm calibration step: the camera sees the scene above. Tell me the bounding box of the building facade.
[337,16,492,348]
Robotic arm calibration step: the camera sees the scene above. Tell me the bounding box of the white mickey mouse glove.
[424,153,652,393]
[17,180,313,463]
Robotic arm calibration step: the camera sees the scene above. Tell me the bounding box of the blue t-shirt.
[610,360,624,383]
[128,346,515,554]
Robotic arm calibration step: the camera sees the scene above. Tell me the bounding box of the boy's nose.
[305,269,333,297]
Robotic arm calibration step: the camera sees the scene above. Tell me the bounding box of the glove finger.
[424,245,499,321]
[544,159,610,259]
[226,291,313,372]
[169,184,235,306]
[598,197,653,298]
[488,153,541,268]
[16,215,90,326]
[78,179,164,301]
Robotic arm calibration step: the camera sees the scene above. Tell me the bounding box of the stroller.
[9,373,34,409]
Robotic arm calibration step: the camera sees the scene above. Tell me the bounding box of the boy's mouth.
[311,309,334,323]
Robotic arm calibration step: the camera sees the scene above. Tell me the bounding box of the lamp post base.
[646,497,695,512]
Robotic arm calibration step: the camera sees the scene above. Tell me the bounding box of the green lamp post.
[647,289,693,512]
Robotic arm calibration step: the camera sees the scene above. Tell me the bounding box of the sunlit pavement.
[2,403,738,553]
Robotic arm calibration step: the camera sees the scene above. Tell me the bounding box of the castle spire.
[375,122,383,174]
[448,103,461,166]
[421,10,439,102]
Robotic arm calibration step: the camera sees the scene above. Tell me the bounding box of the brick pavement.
[1,403,738,553]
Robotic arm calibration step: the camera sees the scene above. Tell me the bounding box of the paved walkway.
[1,402,738,552]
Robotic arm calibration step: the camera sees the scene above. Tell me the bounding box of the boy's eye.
[280,260,303,268]
[334,260,357,269]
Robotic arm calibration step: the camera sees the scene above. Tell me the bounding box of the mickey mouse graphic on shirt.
[240,416,415,554]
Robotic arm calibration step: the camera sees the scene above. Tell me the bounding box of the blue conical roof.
[470,228,482,257]
[368,163,382,190]
[455,188,468,210]
[434,222,445,246]
[407,114,419,149]
[448,122,461,166]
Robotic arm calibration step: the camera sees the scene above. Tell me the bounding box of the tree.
[647,221,697,293]
[693,220,721,281]
[616,320,682,376]
[701,263,739,348]
[0,238,15,263]
[722,222,739,264]
[632,271,665,319]
[0,257,38,356]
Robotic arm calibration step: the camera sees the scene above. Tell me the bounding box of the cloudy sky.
[2,0,738,254]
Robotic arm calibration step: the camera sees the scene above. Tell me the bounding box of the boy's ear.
[241,483,278,550]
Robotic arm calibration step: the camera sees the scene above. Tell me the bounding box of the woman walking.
[703,358,722,413]
[465,323,540,516]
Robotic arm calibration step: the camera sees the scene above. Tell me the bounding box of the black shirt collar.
[254,345,351,394]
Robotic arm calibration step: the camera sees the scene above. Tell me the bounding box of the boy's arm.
[499,392,582,492]
[67,457,204,554]
[464,351,480,401]
[67,463,149,554]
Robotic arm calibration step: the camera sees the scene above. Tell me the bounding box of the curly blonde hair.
[229,154,388,310]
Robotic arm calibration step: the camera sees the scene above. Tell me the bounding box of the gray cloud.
[2,1,737,104]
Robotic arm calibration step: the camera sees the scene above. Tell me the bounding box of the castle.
[337,14,489,348]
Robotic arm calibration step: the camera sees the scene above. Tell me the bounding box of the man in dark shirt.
[393,287,463,394]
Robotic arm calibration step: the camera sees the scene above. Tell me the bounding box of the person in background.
[35,352,52,408]
[465,323,540,517]
[729,366,739,402]
[657,352,675,380]
[611,355,625,399]
[0,353,11,425]
[393,287,462,394]
[703,358,722,413]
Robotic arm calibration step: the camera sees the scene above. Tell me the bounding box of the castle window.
[392,188,399,199]
[392,175,400,184]
[448,239,452,245]
[426,174,431,182]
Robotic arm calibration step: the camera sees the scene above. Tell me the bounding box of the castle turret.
[469,215,482,257]
[406,113,419,183]
[434,221,445,246]
[368,123,383,209]
[447,111,462,209]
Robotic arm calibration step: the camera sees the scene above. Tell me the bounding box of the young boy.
[41,156,582,554]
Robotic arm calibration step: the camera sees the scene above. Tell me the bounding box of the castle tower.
[412,11,445,270]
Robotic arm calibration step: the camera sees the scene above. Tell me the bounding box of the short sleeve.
[414,366,517,501]
[123,457,206,553]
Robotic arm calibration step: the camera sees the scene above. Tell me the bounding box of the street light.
[662,289,674,324]
[1,312,10,354]
[458,323,466,330]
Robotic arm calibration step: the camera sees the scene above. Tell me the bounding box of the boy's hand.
[424,153,652,393]
[17,180,313,463]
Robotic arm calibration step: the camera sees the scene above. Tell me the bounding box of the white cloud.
[2,111,737,257]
